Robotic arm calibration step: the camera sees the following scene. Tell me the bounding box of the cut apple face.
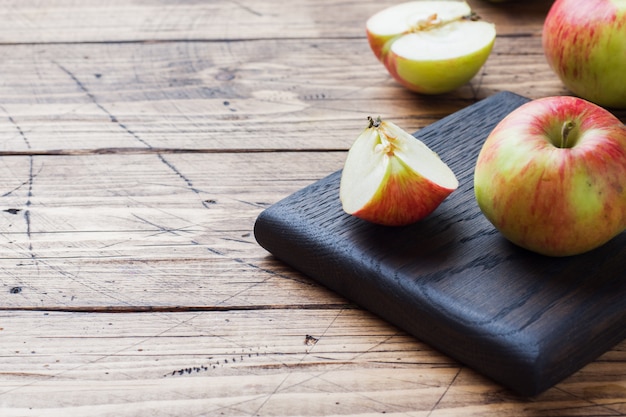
[366,1,496,94]
[340,117,459,226]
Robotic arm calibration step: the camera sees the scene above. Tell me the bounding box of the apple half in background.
[340,117,459,226]
[366,1,496,94]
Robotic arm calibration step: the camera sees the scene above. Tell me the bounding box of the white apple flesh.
[340,117,458,226]
[366,1,496,94]
[474,96,626,257]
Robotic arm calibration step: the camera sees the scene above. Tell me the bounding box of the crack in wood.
[0,148,347,156]
[55,62,151,149]
[0,105,37,258]
[131,213,197,237]
[55,62,212,208]
[205,246,318,292]
[227,0,263,17]
[0,304,353,313]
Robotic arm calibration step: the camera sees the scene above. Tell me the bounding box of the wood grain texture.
[0,37,571,153]
[0,0,625,414]
[1,310,625,416]
[0,0,551,43]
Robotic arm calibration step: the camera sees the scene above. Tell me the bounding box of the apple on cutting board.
[474,96,626,257]
[543,0,626,109]
[340,117,458,226]
[366,1,496,94]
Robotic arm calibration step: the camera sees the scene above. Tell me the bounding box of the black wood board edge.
[253,91,626,396]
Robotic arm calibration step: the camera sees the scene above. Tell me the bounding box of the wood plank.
[0,310,624,416]
[0,37,575,153]
[0,151,346,308]
[0,0,552,44]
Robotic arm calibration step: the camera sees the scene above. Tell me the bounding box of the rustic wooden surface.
[0,0,625,415]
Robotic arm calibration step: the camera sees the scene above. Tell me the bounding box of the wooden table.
[1,0,625,415]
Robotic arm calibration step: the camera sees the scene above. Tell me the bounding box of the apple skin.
[347,160,456,226]
[474,96,626,257]
[543,0,626,109]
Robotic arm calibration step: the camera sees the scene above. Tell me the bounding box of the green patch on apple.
[366,1,496,94]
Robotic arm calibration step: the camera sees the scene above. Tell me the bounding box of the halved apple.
[340,117,459,226]
[366,1,496,94]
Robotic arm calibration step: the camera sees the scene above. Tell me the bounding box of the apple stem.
[368,116,382,129]
[560,121,575,148]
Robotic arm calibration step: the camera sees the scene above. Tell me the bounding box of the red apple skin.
[366,31,394,62]
[352,167,454,226]
[542,0,626,109]
[474,96,626,257]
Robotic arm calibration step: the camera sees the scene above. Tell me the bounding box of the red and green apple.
[474,96,626,257]
[543,0,626,109]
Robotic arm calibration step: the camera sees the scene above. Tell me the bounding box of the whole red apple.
[543,0,626,109]
[474,96,626,257]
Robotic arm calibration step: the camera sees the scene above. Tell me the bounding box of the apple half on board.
[366,1,496,94]
[340,117,459,226]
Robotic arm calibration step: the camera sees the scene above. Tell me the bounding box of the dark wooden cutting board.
[253,91,626,396]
